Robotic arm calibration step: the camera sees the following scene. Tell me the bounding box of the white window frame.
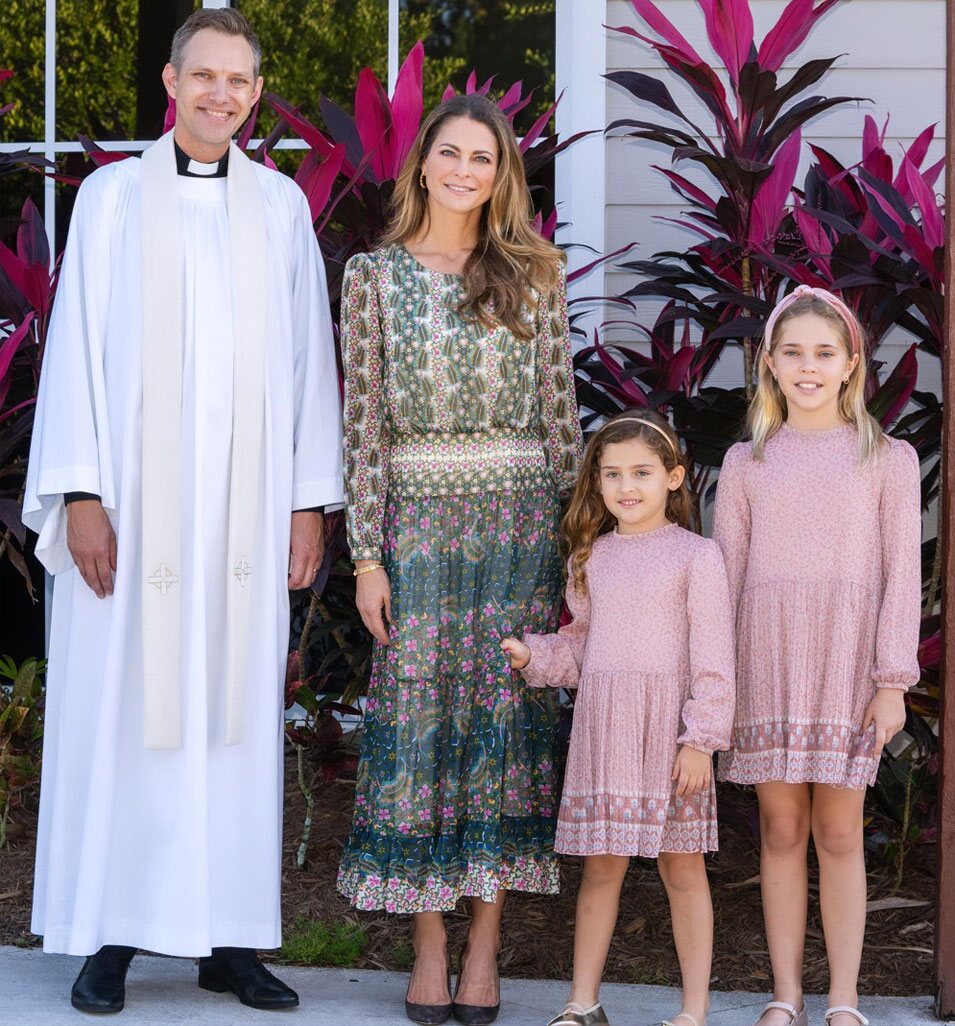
[3,0,606,280]
[555,2,607,308]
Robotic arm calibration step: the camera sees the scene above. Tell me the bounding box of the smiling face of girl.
[598,437,685,535]
[764,311,860,429]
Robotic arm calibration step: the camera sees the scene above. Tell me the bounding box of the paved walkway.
[0,947,936,1025]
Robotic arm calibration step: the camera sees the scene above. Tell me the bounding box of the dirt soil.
[0,751,936,996]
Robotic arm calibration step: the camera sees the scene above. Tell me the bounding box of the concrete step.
[0,946,935,1025]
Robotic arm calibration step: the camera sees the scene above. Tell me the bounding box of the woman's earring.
[419,171,427,189]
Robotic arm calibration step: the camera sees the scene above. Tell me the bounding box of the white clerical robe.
[22,153,344,956]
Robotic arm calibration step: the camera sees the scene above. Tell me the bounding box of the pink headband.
[599,416,679,459]
[762,284,862,356]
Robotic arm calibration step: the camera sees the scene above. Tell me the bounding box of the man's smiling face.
[161,28,263,163]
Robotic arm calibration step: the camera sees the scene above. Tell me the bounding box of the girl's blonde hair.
[563,410,694,596]
[380,93,563,340]
[748,292,887,464]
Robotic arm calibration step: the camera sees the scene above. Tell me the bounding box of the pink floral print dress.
[713,425,922,790]
[521,525,736,857]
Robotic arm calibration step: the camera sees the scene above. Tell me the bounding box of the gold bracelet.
[353,563,383,577]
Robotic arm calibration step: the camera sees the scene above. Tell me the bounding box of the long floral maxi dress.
[336,244,582,912]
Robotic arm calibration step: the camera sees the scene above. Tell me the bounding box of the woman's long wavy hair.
[380,94,563,340]
[563,410,694,596]
[749,295,886,464]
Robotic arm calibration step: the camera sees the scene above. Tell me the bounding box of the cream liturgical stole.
[139,130,267,749]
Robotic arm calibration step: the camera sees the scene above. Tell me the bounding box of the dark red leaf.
[354,67,393,180]
[757,0,841,73]
[698,0,754,85]
[624,2,704,64]
[390,42,424,177]
[869,343,918,428]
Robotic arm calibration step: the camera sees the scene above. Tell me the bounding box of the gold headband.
[599,416,680,459]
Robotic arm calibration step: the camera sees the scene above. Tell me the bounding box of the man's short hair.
[169,9,262,79]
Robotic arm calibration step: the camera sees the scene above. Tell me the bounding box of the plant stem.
[295,742,314,869]
[895,768,914,892]
[0,801,9,849]
[741,254,754,401]
[924,513,942,617]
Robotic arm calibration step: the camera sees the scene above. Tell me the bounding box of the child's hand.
[862,688,907,758]
[501,637,531,670]
[671,745,712,797]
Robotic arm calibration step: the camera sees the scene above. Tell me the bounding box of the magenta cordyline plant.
[606,0,858,394]
[759,119,944,452]
[0,68,58,596]
[0,199,56,596]
[795,118,944,356]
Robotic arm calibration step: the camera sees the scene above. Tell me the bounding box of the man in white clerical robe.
[22,9,343,1014]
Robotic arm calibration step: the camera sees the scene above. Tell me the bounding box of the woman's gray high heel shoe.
[405,953,452,1025]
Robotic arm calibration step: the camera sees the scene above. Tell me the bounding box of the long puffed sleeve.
[536,266,583,494]
[872,439,923,690]
[289,189,344,511]
[677,540,736,754]
[22,164,121,574]
[341,252,389,561]
[520,573,590,689]
[712,442,752,621]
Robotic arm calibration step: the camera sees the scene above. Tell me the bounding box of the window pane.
[236,0,389,133]
[55,0,201,142]
[399,0,555,131]
[0,0,45,142]
[0,172,44,240]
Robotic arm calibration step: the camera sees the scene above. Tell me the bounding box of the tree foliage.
[0,0,147,142]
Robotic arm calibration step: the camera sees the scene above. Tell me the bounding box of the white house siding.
[601,0,945,395]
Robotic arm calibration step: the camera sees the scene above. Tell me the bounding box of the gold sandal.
[546,1003,610,1026]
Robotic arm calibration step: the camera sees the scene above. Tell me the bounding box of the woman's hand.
[501,638,531,670]
[355,562,392,645]
[671,745,712,797]
[862,688,907,758]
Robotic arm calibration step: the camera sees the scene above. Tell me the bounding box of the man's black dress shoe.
[71,945,137,1014]
[197,947,299,1010]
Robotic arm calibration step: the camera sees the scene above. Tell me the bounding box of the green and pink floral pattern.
[337,246,581,912]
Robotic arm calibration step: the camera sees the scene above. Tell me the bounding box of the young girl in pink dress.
[502,411,735,1026]
[714,286,923,1026]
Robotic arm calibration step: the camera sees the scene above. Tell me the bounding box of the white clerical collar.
[174,140,229,178]
[188,157,220,176]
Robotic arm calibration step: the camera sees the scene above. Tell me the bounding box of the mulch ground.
[0,748,936,996]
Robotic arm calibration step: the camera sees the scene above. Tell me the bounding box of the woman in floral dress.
[337,94,582,1024]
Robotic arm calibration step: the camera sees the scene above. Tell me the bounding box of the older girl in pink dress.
[502,411,735,1026]
[713,287,922,1026]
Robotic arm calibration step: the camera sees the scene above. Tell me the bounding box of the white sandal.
[824,1008,869,1026]
[662,1014,701,1026]
[753,1002,807,1026]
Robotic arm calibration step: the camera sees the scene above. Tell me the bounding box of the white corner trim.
[555,0,608,315]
